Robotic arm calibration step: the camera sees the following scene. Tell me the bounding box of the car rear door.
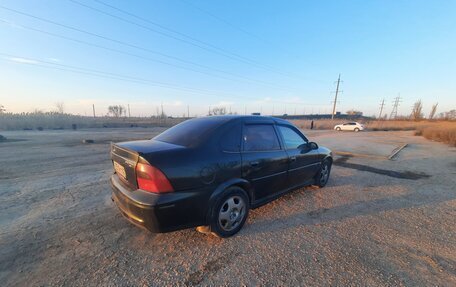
[277,125,320,188]
[241,123,289,202]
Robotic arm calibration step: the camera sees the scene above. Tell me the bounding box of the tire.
[336,127,341,131]
[210,187,249,238]
[314,159,332,188]
[354,128,360,132]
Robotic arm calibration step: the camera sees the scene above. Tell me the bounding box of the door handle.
[290,156,296,162]
[250,161,260,167]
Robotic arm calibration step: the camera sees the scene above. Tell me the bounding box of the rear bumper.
[110,175,208,233]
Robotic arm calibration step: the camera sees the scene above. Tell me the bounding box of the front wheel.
[336,127,341,131]
[210,187,249,238]
[354,128,360,132]
[314,159,332,187]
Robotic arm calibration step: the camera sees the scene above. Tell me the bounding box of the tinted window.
[243,124,280,151]
[220,123,241,152]
[154,118,224,147]
[278,126,306,149]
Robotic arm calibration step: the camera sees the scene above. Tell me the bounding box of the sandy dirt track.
[0,128,455,286]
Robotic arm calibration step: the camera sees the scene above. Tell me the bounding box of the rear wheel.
[210,187,249,238]
[314,159,332,187]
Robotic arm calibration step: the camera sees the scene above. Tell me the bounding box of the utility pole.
[128,104,131,117]
[390,94,401,119]
[187,105,190,118]
[92,104,96,118]
[378,99,385,119]
[331,74,341,120]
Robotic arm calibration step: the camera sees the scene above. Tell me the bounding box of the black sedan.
[110,116,332,237]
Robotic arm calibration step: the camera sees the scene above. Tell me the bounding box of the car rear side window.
[154,118,222,147]
[220,123,241,152]
[277,125,307,149]
[243,124,280,151]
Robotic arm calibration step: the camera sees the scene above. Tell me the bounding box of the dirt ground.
[0,128,455,286]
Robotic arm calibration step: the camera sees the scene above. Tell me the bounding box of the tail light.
[135,162,174,193]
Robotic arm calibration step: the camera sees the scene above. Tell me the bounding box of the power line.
[179,0,316,72]
[0,19,297,92]
[69,0,291,76]
[178,0,269,44]
[1,52,319,106]
[0,6,245,75]
[93,0,272,63]
[0,53,230,95]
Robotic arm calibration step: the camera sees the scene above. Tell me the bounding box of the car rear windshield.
[153,118,226,147]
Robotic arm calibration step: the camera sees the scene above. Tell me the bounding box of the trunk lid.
[111,143,140,189]
[110,140,184,189]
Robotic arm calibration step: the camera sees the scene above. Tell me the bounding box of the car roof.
[190,115,292,125]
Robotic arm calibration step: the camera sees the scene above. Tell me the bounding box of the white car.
[334,122,365,132]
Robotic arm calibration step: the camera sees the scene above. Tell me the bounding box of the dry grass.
[0,112,185,130]
[415,123,456,147]
[291,119,456,146]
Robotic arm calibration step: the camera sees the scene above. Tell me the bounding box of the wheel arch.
[205,178,252,224]
[324,155,333,164]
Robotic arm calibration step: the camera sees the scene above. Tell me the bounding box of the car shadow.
[242,184,455,235]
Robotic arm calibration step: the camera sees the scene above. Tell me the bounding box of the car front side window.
[243,124,281,151]
[278,125,307,150]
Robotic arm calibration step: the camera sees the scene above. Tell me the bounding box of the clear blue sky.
[0,0,455,117]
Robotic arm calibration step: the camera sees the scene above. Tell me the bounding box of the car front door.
[277,125,320,188]
[241,123,289,202]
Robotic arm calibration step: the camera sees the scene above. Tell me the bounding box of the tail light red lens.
[135,162,174,193]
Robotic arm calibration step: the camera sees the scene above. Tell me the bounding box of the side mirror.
[309,142,319,150]
[299,142,318,152]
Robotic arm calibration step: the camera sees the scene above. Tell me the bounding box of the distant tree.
[443,109,456,120]
[108,105,125,117]
[55,102,65,114]
[428,103,438,120]
[410,100,423,121]
[211,107,226,115]
[0,104,5,114]
[346,109,363,116]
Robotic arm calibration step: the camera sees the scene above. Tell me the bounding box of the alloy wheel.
[320,163,330,185]
[218,195,246,232]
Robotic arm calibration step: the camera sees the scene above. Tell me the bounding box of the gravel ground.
[0,128,455,286]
